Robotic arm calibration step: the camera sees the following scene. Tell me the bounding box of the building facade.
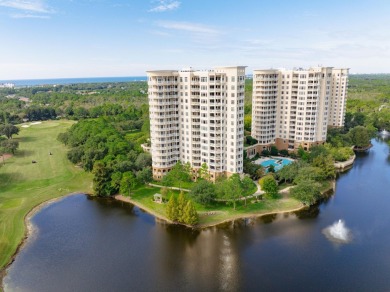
[147,66,246,180]
[250,67,349,153]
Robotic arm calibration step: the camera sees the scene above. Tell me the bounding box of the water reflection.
[259,213,277,224]
[219,234,239,291]
[294,205,320,219]
[151,224,242,291]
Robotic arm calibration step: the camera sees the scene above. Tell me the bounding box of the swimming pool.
[257,158,293,172]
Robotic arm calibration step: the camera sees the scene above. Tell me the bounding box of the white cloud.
[0,0,53,13]
[11,13,49,18]
[157,20,219,35]
[149,0,180,13]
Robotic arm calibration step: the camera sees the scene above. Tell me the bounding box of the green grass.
[277,182,294,191]
[128,185,303,227]
[0,120,93,270]
[151,179,195,190]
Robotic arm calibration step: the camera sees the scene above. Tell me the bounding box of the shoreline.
[114,195,174,224]
[114,194,307,229]
[198,204,307,228]
[0,192,88,290]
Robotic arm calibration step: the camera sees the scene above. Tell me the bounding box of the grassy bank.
[0,120,93,270]
[122,185,304,227]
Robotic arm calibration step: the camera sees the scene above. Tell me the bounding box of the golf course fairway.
[0,120,93,270]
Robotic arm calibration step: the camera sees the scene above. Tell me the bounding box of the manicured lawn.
[151,179,196,190]
[128,185,303,227]
[0,120,93,270]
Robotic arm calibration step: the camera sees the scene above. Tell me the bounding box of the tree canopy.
[0,124,19,139]
[166,193,199,225]
[259,175,278,199]
[349,126,371,148]
[290,179,321,205]
[190,180,216,206]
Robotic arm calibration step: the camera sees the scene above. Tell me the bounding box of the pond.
[4,138,390,291]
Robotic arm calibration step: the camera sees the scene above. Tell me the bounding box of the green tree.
[279,149,289,156]
[226,174,243,210]
[294,166,324,184]
[349,126,371,148]
[92,161,114,197]
[345,112,365,131]
[110,171,122,192]
[243,159,264,180]
[73,107,89,119]
[136,167,152,184]
[244,114,252,131]
[270,145,278,156]
[309,145,329,162]
[245,136,258,146]
[277,162,302,183]
[183,162,192,178]
[166,195,178,222]
[134,153,152,170]
[183,200,199,225]
[297,146,309,161]
[0,124,19,139]
[215,175,228,199]
[268,164,275,173]
[327,145,354,162]
[177,192,187,222]
[259,175,278,199]
[161,173,174,187]
[311,154,336,179]
[290,179,321,205]
[261,149,270,156]
[199,162,210,180]
[0,139,19,154]
[241,176,254,206]
[120,171,137,196]
[190,179,216,206]
[164,161,191,188]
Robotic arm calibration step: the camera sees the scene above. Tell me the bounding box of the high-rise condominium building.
[147,66,246,181]
[250,67,348,153]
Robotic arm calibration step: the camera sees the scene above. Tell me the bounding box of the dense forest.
[0,82,148,123]
[0,81,151,197]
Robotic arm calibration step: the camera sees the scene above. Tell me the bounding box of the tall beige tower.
[251,67,349,152]
[147,66,246,180]
[328,68,349,127]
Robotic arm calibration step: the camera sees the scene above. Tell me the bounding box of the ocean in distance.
[0,76,147,87]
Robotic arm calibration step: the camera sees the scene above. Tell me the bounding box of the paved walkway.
[148,183,190,192]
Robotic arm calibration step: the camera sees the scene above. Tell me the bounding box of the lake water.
[4,138,390,291]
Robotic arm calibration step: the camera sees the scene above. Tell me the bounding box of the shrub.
[259,175,278,199]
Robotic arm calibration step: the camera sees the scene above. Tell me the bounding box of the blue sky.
[0,0,389,79]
